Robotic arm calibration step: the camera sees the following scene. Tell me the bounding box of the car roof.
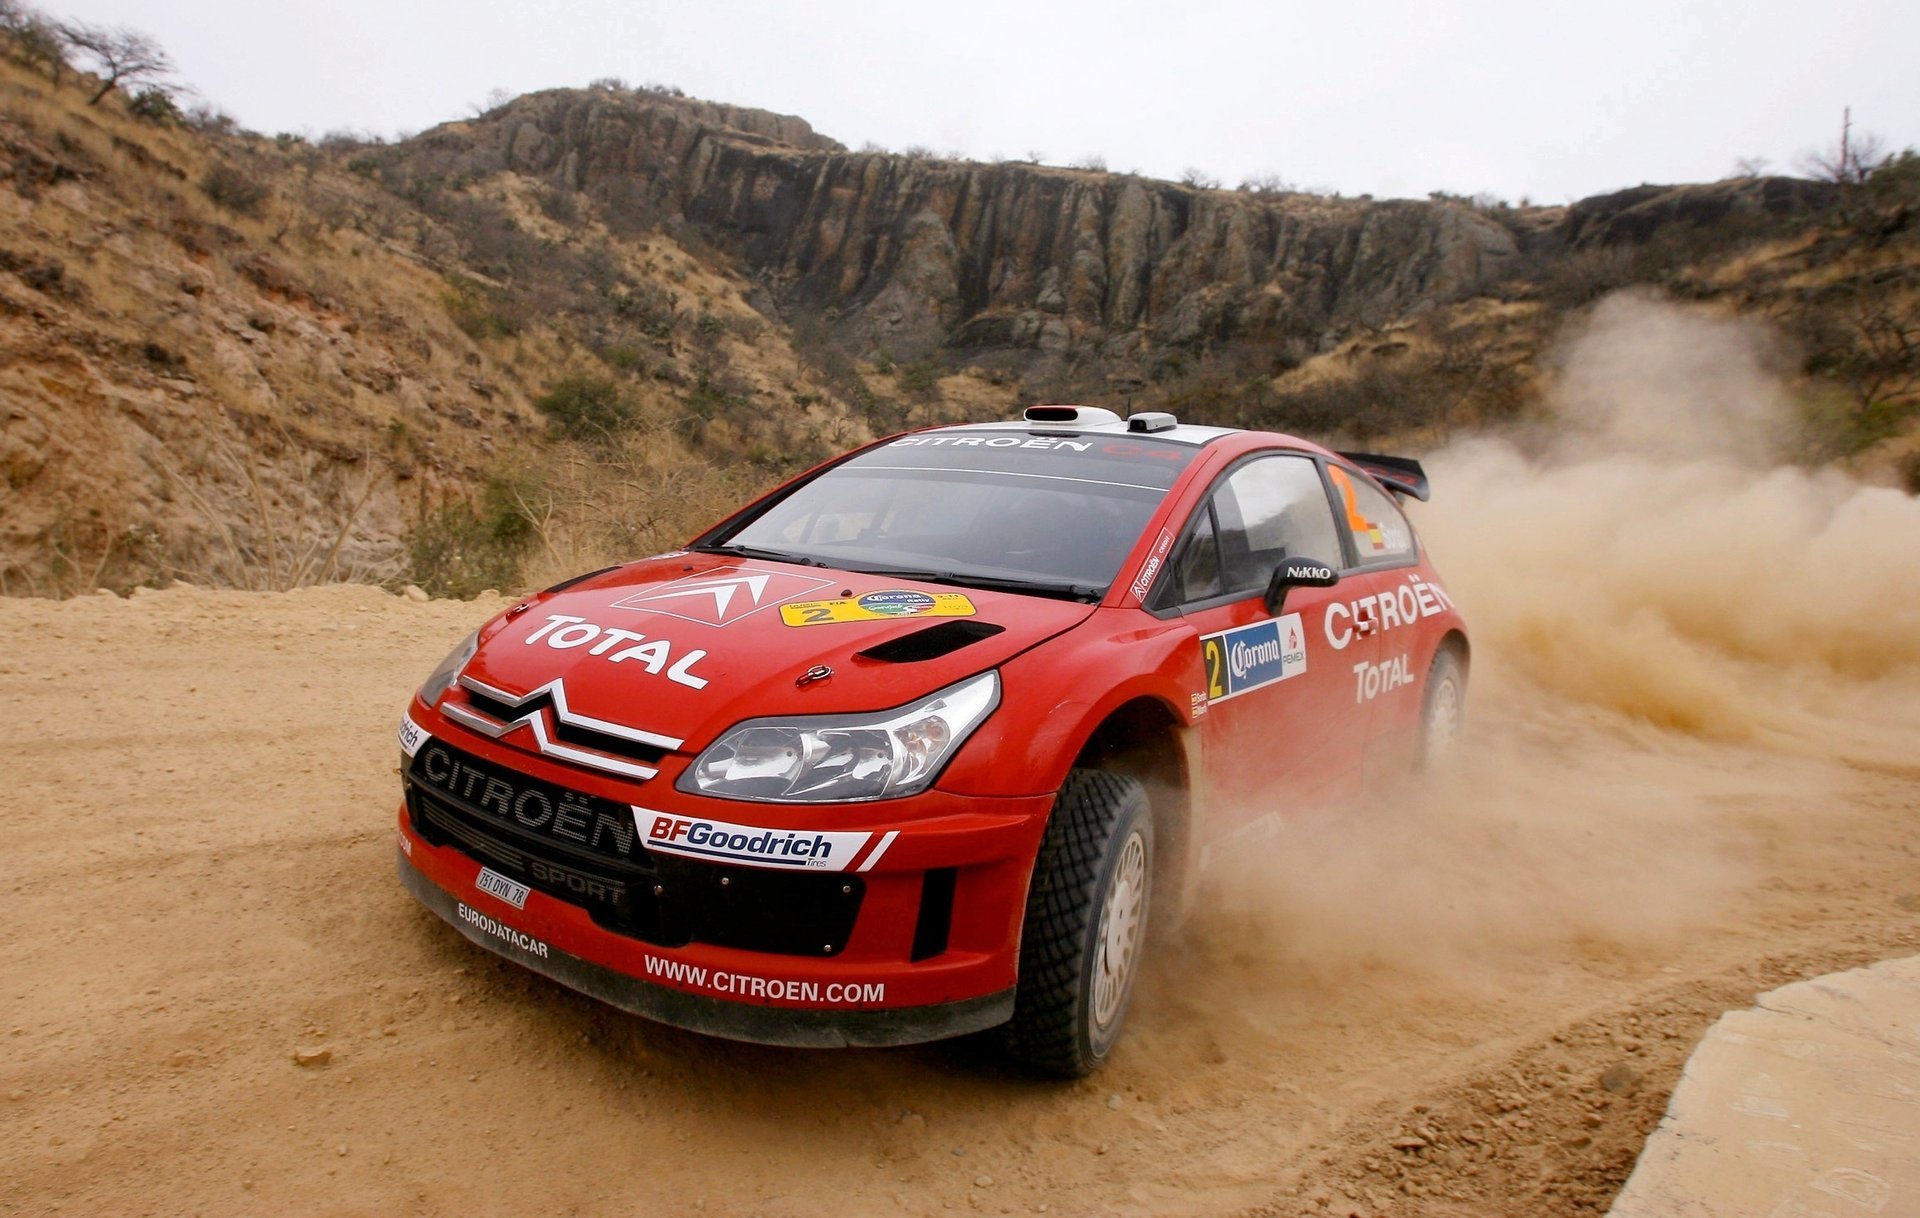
[910,405,1325,454]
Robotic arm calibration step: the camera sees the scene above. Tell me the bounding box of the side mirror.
[1263,556,1340,615]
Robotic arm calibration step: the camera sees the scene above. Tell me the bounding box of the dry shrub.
[409,423,774,596]
[200,161,267,215]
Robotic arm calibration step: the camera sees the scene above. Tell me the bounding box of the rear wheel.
[1419,648,1466,766]
[1002,769,1152,1078]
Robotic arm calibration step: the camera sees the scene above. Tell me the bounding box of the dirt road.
[3,579,1916,1217]
[6,299,1920,1217]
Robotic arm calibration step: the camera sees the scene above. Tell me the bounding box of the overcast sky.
[35,0,1920,204]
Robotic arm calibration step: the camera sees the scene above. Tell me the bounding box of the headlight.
[680,672,1000,803]
[416,629,480,708]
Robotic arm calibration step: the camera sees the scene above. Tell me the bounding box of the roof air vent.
[1126,411,1178,433]
[1022,405,1124,427]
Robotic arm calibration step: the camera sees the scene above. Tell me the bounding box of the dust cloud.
[1155,291,1920,1013]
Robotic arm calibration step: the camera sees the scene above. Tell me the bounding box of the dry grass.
[510,426,766,589]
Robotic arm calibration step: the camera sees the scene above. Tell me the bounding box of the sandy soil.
[2,582,1915,1218]
[5,297,1920,1217]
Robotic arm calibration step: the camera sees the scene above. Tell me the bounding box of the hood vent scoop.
[857,620,1006,663]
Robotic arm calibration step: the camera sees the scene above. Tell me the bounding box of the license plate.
[475,867,530,909]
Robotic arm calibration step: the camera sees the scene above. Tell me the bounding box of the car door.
[1151,452,1380,849]
[1323,460,1438,763]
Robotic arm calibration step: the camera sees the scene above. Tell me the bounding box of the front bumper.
[394,696,1054,1046]
[397,846,1015,1046]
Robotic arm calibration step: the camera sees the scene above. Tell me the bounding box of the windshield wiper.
[691,543,828,567]
[844,565,1103,604]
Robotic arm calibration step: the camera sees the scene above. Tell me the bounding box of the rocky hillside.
[0,57,873,595]
[377,89,1525,367]
[1,22,1914,596]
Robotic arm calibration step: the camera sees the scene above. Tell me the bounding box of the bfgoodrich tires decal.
[635,810,877,871]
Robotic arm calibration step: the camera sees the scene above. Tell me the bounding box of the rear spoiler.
[1337,452,1430,502]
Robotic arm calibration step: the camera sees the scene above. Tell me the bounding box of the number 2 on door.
[1202,636,1226,702]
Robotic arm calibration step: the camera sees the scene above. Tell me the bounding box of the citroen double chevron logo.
[609,564,835,627]
[442,675,684,781]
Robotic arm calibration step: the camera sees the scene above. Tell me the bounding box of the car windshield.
[707,431,1197,599]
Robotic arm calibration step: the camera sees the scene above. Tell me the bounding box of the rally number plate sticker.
[781,590,976,627]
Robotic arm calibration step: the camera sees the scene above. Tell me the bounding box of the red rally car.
[395,405,1468,1076]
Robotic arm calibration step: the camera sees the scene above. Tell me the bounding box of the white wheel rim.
[1092,831,1147,1031]
[1426,675,1461,759]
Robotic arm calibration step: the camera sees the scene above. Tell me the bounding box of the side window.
[1326,464,1417,564]
[1169,507,1222,603]
[1163,455,1342,605]
[1216,456,1343,594]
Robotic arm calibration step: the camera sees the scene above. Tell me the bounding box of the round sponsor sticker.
[858,590,936,617]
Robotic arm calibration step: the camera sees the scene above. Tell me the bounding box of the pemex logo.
[609,565,835,627]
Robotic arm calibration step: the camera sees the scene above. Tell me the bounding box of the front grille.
[406,738,865,956]
[457,686,671,769]
[409,735,650,867]
[413,791,669,941]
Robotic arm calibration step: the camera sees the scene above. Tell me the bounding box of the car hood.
[457,554,1097,751]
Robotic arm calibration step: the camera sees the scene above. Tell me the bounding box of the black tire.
[1418,647,1466,767]
[1001,769,1152,1078]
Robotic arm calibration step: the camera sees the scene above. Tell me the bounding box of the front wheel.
[1001,769,1152,1078]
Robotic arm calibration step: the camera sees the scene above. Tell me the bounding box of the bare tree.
[57,19,170,105]
[1800,106,1889,185]
[1180,166,1220,190]
[1832,290,1920,412]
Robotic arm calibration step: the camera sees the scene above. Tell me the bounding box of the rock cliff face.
[1558,177,1838,247]
[385,91,1522,367]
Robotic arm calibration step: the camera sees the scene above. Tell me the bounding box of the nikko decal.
[780,590,977,627]
[609,565,835,627]
[637,811,884,872]
[398,710,427,758]
[1200,612,1308,704]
